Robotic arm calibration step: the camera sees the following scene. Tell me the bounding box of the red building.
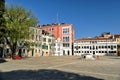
[38,23,75,56]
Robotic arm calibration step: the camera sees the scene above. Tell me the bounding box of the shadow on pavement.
[0,69,104,80]
[0,59,7,63]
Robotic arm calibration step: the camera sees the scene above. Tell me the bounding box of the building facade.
[41,30,55,56]
[74,37,117,56]
[114,34,120,56]
[54,38,63,56]
[28,27,55,57]
[38,23,74,56]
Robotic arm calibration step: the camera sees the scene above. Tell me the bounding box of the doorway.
[68,50,70,55]
[32,49,34,56]
[0,47,3,58]
[63,50,65,55]
[93,51,95,55]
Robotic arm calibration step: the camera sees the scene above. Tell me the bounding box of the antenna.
[56,13,59,23]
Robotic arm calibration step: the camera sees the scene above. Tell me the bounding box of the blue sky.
[6,0,120,39]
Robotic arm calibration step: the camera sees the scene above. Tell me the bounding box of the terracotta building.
[38,23,75,56]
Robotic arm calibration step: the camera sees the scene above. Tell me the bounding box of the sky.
[6,0,120,39]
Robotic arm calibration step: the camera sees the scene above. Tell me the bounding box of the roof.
[75,34,120,42]
[113,34,120,38]
[75,37,112,41]
[37,23,72,27]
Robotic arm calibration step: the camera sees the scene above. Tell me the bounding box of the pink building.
[38,23,75,56]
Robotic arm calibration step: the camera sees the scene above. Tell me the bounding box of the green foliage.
[4,5,38,56]
[0,0,6,40]
[5,6,38,43]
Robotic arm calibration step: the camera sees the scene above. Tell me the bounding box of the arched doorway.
[18,49,22,57]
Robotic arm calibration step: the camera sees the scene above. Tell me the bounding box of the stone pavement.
[0,56,120,80]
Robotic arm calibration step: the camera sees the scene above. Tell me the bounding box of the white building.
[54,38,63,56]
[74,37,117,56]
[62,25,74,56]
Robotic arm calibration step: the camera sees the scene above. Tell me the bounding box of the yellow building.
[116,38,120,56]
[28,27,55,57]
[41,30,55,56]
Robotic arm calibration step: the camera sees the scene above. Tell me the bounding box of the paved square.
[0,56,120,80]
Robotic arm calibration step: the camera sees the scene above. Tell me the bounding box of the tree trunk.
[10,42,17,58]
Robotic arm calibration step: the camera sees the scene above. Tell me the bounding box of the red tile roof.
[75,37,111,41]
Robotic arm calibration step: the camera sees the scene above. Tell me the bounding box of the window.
[87,46,89,49]
[35,49,37,52]
[39,30,41,34]
[58,43,60,46]
[48,39,51,42]
[99,46,101,48]
[63,36,70,42]
[108,46,110,48]
[62,28,69,34]
[75,46,79,50]
[58,48,60,51]
[93,46,95,50]
[111,46,113,50]
[114,46,116,48]
[36,30,37,33]
[43,38,46,42]
[102,46,104,48]
[36,35,39,41]
[89,46,91,49]
[63,43,70,47]
[105,51,107,53]
[39,49,40,53]
[82,46,84,49]
[96,46,98,50]
[52,28,54,30]
[105,46,107,48]
[39,36,41,41]
[84,46,86,49]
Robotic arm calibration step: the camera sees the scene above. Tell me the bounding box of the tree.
[4,5,38,58]
[0,0,6,37]
[0,0,6,58]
